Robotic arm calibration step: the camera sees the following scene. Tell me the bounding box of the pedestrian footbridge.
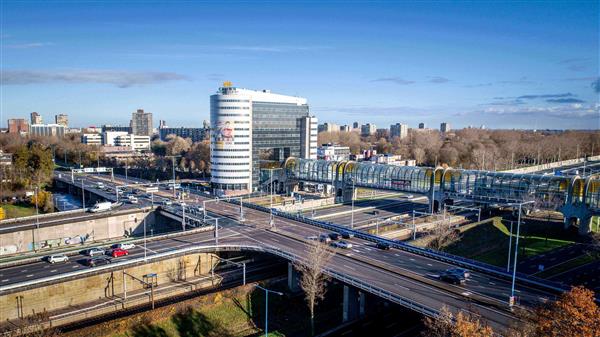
[282,158,600,233]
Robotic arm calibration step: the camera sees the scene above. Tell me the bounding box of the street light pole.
[506,220,514,272]
[80,179,86,210]
[350,179,355,230]
[255,285,283,337]
[509,200,534,307]
[34,186,40,252]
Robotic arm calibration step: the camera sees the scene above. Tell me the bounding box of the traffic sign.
[146,187,159,193]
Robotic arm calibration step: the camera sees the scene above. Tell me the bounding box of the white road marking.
[394,254,400,257]
[427,263,433,267]
[364,248,371,251]
[72,265,79,268]
[352,249,360,253]
[26,274,34,278]
[393,283,409,290]
[409,258,415,261]
[50,270,57,273]
[489,281,496,285]
[1,279,9,282]
[343,264,356,271]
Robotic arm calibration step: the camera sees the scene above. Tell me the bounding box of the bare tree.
[422,305,454,337]
[426,219,460,251]
[294,241,333,336]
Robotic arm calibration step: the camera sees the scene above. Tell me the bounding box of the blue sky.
[1,1,598,129]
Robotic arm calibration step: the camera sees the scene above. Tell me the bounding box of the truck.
[89,201,112,213]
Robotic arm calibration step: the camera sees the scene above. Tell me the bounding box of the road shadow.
[130,320,170,337]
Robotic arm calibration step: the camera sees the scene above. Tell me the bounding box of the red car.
[109,248,129,258]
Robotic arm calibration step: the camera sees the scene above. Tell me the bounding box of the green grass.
[1,203,37,219]
[535,254,598,278]
[443,217,576,267]
[591,216,600,233]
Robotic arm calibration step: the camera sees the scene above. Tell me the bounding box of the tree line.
[318,129,600,170]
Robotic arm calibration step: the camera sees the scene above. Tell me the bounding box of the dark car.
[340,231,354,239]
[446,268,471,279]
[376,242,391,250]
[328,233,340,240]
[85,256,112,267]
[440,272,466,285]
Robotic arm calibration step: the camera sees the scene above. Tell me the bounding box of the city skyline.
[1,1,599,129]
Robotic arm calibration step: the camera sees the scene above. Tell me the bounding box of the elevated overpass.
[2,172,574,332]
[283,157,600,233]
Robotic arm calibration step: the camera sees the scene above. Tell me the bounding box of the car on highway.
[128,196,139,204]
[85,256,112,267]
[328,233,340,241]
[376,242,391,250]
[445,268,470,279]
[96,182,104,189]
[319,234,331,243]
[108,248,129,258]
[83,247,105,257]
[45,254,69,264]
[332,241,353,249]
[401,194,414,199]
[112,243,136,250]
[439,271,466,285]
[162,200,173,206]
[340,231,354,239]
[89,201,112,213]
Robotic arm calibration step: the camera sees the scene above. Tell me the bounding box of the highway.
[0,172,564,330]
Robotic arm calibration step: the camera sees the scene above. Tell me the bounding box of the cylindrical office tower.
[210,84,253,195]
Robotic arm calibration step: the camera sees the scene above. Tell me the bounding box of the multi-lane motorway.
[0,172,563,331]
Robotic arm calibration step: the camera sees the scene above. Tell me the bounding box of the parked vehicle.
[109,248,129,258]
[340,231,354,239]
[85,256,112,267]
[445,268,471,279]
[439,271,466,285]
[46,254,69,264]
[112,243,135,250]
[332,241,353,249]
[89,201,112,213]
[83,247,105,257]
[319,234,331,243]
[376,242,391,250]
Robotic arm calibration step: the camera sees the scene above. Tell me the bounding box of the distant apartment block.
[55,114,68,127]
[390,123,408,139]
[353,121,359,129]
[318,122,339,133]
[317,144,351,161]
[418,122,425,129]
[370,154,416,166]
[159,127,208,142]
[30,124,66,137]
[361,123,376,136]
[130,109,153,136]
[340,124,351,132]
[7,119,29,134]
[81,133,102,146]
[440,122,451,133]
[158,120,168,129]
[103,131,128,146]
[102,124,132,133]
[30,112,42,125]
[114,134,151,152]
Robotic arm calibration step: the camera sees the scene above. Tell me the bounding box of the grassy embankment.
[1,203,38,219]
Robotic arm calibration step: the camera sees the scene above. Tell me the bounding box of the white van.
[89,201,112,213]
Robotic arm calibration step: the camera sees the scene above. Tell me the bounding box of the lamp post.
[80,179,86,210]
[508,200,534,307]
[350,178,355,230]
[34,186,40,251]
[506,220,514,272]
[255,285,283,337]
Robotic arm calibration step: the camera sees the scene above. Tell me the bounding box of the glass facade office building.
[210,84,316,195]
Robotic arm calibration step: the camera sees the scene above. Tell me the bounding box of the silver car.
[46,254,69,264]
[84,247,105,257]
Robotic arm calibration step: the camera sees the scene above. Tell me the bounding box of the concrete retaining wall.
[503,155,600,174]
[0,211,174,255]
[0,252,217,322]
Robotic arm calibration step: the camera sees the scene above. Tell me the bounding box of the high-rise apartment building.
[160,127,209,142]
[55,114,68,127]
[318,123,339,133]
[7,119,29,134]
[29,124,65,137]
[130,109,153,136]
[300,116,318,160]
[418,122,426,129]
[390,123,408,139]
[440,122,451,133]
[30,112,42,125]
[353,121,359,129]
[210,83,314,195]
[361,123,377,136]
[102,124,131,133]
[158,120,168,129]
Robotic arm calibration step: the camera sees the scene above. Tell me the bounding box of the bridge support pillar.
[287,262,300,292]
[561,204,593,235]
[342,285,360,322]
